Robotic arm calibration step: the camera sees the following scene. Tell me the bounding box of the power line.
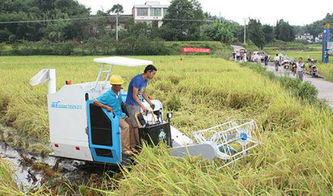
[163,18,213,22]
[0,16,213,24]
[0,16,109,24]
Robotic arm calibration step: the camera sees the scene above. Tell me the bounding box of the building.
[90,1,170,33]
[132,1,169,27]
[315,33,323,43]
[296,33,314,43]
[89,14,132,35]
[105,15,133,31]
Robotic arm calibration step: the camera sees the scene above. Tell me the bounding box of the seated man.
[93,75,133,155]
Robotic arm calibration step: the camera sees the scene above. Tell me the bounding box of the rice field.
[0,55,333,194]
[0,159,22,195]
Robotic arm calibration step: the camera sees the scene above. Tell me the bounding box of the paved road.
[264,62,333,108]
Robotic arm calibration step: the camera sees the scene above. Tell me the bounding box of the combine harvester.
[30,57,259,168]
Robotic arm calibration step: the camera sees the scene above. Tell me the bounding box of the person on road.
[242,52,247,62]
[274,54,280,71]
[264,55,269,66]
[296,57,305,81]
[126,65,157,150]
[93,75,134,155]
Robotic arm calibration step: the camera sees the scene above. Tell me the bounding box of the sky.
[77,0,333,26]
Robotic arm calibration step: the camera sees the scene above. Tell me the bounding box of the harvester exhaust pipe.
[29,69,56,94]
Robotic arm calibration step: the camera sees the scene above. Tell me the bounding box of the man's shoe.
[130,147,141,154]
[123,150,134,156]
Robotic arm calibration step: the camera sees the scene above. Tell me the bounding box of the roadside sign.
[181,47,212,54]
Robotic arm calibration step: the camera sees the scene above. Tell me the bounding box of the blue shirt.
[126,74,148,105]
[96,89,126,119]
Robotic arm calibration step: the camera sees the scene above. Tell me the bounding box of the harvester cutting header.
[30,57,259,168]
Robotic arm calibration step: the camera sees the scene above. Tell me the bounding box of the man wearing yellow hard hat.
[93,75,134,155]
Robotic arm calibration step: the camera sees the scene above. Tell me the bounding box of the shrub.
[241,62,319,104]
[10,40,74,55]
[2,40,231,56]
[84,37,100,55]
[279,77,318,102]
[0,43,5,55]
[53,41,74,55]
[116,36,169,55]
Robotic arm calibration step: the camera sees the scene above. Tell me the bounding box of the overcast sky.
[77,0,333,26]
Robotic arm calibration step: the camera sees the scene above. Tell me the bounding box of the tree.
[274,19,295,41]
[160,0,205,41]
[262,25,274,44]
[0,0,90,42]
[247,19,265,49]
[203,20,235,43]
[108,4,124,14]
[305,13,333,38]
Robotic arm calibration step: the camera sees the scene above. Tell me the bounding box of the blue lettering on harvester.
[51,102,83,110]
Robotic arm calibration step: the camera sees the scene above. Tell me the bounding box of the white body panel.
[29,69,56,94]
[48,82,110,161]
[170,126,193,147]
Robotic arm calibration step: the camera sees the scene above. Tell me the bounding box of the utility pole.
[116,12,119,42]
[243,18,247,45]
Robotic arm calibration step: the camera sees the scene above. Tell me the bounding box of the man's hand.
[141,106,148,113]
[105,106,113,113]
[149,103,155,110]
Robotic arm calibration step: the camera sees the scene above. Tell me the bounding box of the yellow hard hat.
[110,75,124,85]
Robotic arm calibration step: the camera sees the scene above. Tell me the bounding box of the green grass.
[317,63,333,81]
[264,40,320,51]
[0,55,333,194]
[264,49,321,60]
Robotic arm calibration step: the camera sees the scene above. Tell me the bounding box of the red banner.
[181,47,212,53]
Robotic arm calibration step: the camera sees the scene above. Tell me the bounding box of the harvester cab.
[30,57,259,168]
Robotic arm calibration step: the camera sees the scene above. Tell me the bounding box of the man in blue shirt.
[94,75,133,155]
[126,65,157,149]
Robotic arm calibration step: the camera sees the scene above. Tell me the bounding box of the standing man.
[274,54,280,71]
[93,75,134,155]
[264,54,269,66]
[126,65,157,150]
[296,57,305,81]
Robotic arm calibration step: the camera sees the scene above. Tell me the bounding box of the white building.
[132,1,169,27]
[296,33,314,43]
[315,33,323,43]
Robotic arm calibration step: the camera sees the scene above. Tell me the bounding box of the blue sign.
[51,102,83,110]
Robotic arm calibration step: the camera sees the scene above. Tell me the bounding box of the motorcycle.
[309,64,319,77]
